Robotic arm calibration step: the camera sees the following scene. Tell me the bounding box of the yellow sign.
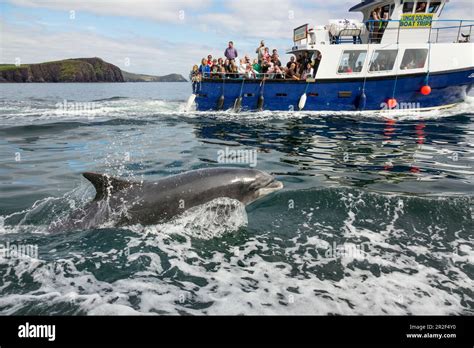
[400,14,433,28]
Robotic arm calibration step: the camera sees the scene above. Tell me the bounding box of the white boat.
[193,0,473,112]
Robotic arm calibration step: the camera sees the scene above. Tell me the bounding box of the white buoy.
[185,94,196,111]
[298,93,307,110]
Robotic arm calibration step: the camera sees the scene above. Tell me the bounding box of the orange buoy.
[387,98,397,109]
[420,85,431,96]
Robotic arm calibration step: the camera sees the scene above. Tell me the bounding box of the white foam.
[136,198,248,240]
[1,95,472,126]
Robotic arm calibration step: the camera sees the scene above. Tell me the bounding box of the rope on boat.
[425,37,432,85]
[357,37,371,111]
[389,30,402,109]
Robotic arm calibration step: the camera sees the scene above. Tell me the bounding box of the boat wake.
[194,94,474,122]
[1,94,472,126]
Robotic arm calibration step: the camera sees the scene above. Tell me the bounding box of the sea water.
[0,82,472,315]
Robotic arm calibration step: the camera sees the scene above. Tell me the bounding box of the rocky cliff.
[0,57,124,82]
[121,71,187,82]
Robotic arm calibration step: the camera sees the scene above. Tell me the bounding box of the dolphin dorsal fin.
[83,172,133,201]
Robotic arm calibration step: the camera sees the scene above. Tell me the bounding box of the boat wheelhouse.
[190,0,473,112]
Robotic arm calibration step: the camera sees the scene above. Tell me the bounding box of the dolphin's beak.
[257,178,284,197]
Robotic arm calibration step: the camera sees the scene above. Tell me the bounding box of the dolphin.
[49,167,283,232]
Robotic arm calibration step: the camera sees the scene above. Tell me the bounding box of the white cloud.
[442,0,474,19]
[197,0,360,40]
[6,0,213,23]
[0,19,214,77]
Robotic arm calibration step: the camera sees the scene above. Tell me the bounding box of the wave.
[0,121,87,135]
[92,96,129,102]
[0,186,471,315]
[1,94,472,126]
[192,94,474,122]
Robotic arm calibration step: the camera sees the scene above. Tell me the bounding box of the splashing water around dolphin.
[49,168,283,233]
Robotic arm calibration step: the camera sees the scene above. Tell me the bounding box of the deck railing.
[363,19,473,44]
[192,71,312,81]
[430,20,473,43]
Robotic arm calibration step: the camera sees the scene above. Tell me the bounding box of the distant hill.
[0,57,187,83]
[122,71,187,82]
[0,58,123,82]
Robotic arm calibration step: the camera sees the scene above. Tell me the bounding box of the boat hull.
[193,68,473,112]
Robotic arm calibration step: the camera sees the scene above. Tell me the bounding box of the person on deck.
[207,55,213,67]
[238,58,247,76]
[301,62,314,80]
[286,56,296,69]
[224,41,238,62]
[262,47,271,62]
[252,58,262,78]
[272,52,282,67]
[190,65,201,82]
[268,63,283,79]
[199,58,211,78]
[285,63,300,80]
[230,63,239,78]
[219,65,227,78]
[312,52,322,77]
[378,6,391,39]
[298,52,309,75]
[416,2,427,13]
[210,65,220,79]
[256,41,265,64]
[224,59,232,73]
[370,7,382,43]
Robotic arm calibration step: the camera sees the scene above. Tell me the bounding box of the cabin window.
[369,50,398,72]
[415,1,428,13]
[400,49,428,70]
[337,50,367,74]
[381,5,392,18]
[403,1,415,13]
[428,1,441,13]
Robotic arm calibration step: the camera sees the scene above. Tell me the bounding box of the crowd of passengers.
[190,40,322,81]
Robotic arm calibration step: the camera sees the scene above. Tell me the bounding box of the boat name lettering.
[400,14,433,28]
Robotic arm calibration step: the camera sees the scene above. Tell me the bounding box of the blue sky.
[0,0,472,77]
